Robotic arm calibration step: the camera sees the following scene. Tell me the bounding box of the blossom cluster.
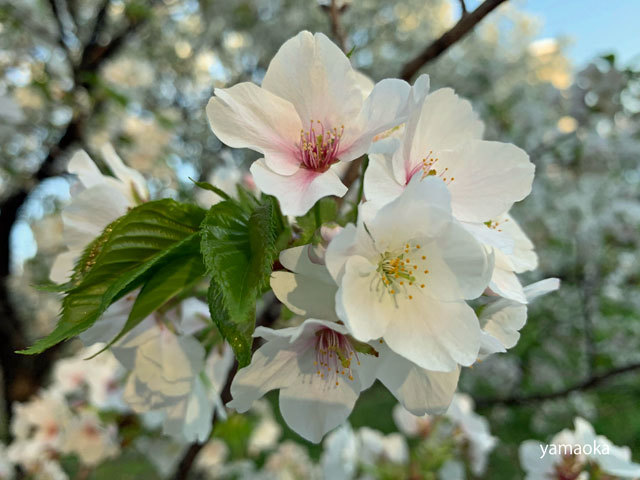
[4,345,123,479]
[207,30,559,442]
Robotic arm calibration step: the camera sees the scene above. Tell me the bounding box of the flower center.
[407,151,455,185]
[374,242,430,301]
[299,120,344,172]
[314,328,359,386]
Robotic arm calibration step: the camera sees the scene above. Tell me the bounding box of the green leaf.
[19,199,206,354]
[189,177,231,201]
[200,195,288,365]
[207,280,253,367]
[90,235,207,357]
[294,197,338,245]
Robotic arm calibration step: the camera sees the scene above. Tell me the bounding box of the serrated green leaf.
[19,199,206,355]
[90,236,207,357]
[207,280,253,367]
[200,195,288,365]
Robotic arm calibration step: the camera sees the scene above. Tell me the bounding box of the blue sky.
[465,0,640,68]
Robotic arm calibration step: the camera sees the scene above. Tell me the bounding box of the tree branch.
[400,0,508,81]
[325,0,348,53]
[475,362,640,408]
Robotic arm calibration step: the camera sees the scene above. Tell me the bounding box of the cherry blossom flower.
[207,30,428,216]
[325,176,493,371]
[112,313,234,442]
[50,145,148,284]
[393,393,497,476]
[520,417,640,480]
[61,411,119,466]
[363,87,535,302]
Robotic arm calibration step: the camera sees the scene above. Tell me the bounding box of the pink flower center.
[299,120,344,172]
[313,327,358,386]
[407,150,455,185]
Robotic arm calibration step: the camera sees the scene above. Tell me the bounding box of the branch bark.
[400,0,508,81]
[326,0,347,53]
[475,362,640,408]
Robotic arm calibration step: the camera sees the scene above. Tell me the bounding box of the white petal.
[383,297,481,371]
[499,214,538,272]
[279,370,360,443]
[325,223,358,282]
[67,150,105,189]
[524,278,560,301]
[340,79,412,162]
[519,440,556,477]
[440,140,535,222]
[262,31,362,128]
[335,255,392,342]
[100,144,148,202]
[227,338,299,413]
[462,221,515,254]
[250,159,347,216]
[490,266,527,303]
[405,88,484,166]
[367,176,452,250]
[353,70,375,98]
[207,83,302,175]
[61,184,130,249]
[431,219,494,300]
[362,153,405,208]
[479,300,527,353]
[377,347,459,415]
[271,271,339,321]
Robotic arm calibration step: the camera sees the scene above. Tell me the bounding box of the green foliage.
[294,198,338,245]
[201,194,289,366]
[189,177,231,201]
[19,200,206,354]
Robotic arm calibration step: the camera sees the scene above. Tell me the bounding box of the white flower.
[247,401,282,456]
[207,30,428,216]
[363,88,535,302]
[61,411,119,466]
[520,417,640,480]
[273,241,461,411]
[321,424,359,480]
[321,423,408,480]
[51,344,126,411]
[325,176,493,371]
[50,145,148,284]
[112,315,233,443]
[446,394,497,476]
[10,389,71,449]
[229,315,458,443]
[478,278,560,359]
[358,427,409,466]
[263,441,319,480]
[393,394,496,476]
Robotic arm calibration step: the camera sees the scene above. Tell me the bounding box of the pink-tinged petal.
[250,159,347,216]
[383,295,481,372]
[262,31,362,127]
[378,346,460,415]
[438,140,535,223]
[207,83,302,175]
[340,79,413,162]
